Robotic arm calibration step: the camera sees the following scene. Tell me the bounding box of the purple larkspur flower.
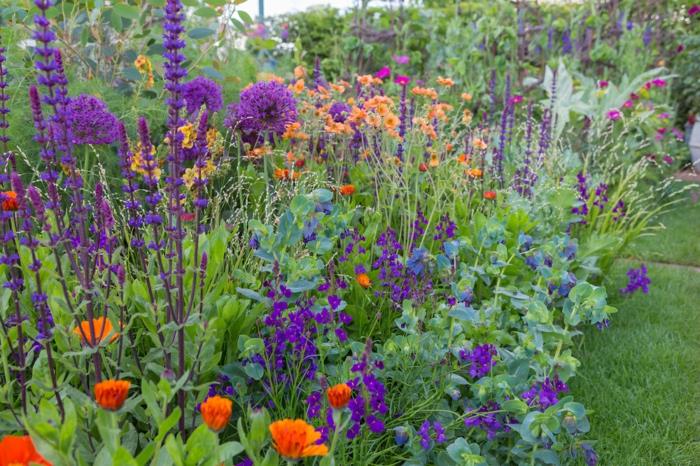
[522,377,569,409]
[225,81,297,144]
[53,94,119,145]
[459,343,497,378]
[182,76,223,115]
[465,401,504,440]
[620,264,651,295]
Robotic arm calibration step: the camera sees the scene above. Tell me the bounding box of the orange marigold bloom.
[94,379,130,411]
[73,317,119,345]
[200,395,232,432]
[326,383,352,409]
[356,273,371,289]
[437,76,454,87]
[1,191,18,212]
[484,190,497,200]
[339,184,355,196]
[467,168,483,178]
[0,435,51,466]
[269,419,328,460]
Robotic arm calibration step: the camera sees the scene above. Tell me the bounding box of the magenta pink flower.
[375,66,391,80]
[509,95,523,105]
[689,4,700,16]
[392,55,409,65]
[622,100,633,109]
[607,109,622,121]
[598,80,609,88]
[394,75,410,86]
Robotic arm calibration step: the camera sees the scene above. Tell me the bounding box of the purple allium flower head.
[182,76,223,115]
[53,94,119,145]
[328,101,351,123]
[620,264,651,295]
[225,81,297,144]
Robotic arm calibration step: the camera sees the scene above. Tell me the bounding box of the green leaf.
[218,441,245,461]
[184,424,218,465]
[112,3,140,20]
[188,28,215,39]
[238,10,253,24]
[194,7,218,18]
[243,362,264,380]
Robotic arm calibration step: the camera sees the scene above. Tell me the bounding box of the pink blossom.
[394,75,411,86]
[607,109,622,121]
[598,80,609,88]
[689,4,700,16]
[392,55,410,65]
[630,92,639,101]
[622,100,634,109]
[651,78,667,88]
[657,112,670,120]
[509,95,523,105]
[672,128,684,141]
[375,66,391,80]
[663,155,673,164]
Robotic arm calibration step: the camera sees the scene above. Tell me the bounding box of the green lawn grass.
[571,262,700,464]
[628,183,700,267]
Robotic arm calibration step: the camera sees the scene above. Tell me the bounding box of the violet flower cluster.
[522,377,569,409]
[225,80,298,144]
[620,264,651,295]
[464,401,506,440]
[418,420,446,449]
[459,343,497,378]
[346,340,387,438]
[53,94,119,145]
[182,76,223,116]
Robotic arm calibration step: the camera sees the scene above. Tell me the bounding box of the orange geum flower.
[294,65,306,79]
[429,152,440,168]
[384,112,400,130]
[326,383,352,409]
[456,153,470,165]
[357,74,375,87]
[200,395,232,432]
[330,83,346,93]
[94,379,130,411]
[0,435,51,466]
[461,92,473,101]
[484,190,497,200]
[269,419,328,460]
[437,76,454,87]
[472,138,488,150]
[1,191,18,212]
[291,79,305,94]
[339,184,355,196]
[463,109,473,125]
[356,273,371,289]
[467,168,483,178]
[73,317,119,345]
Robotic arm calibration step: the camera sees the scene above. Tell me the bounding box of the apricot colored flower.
[326,383,352,409]
[269,419,328,460]
[339,184,355,196]
[200,395,232,432]
[484,191,497,200]
[356,273,371,288]
[461,92,472,101]
[0,191,18,211]
[94,379,130,411]
[472,138,487,150]
[384,113,399,130]
[429,153,440,168]
[0,435,51,466]
[419,163,428,172]
[467,168,483,178]
[73,317,119,345]
[437,76,454,87]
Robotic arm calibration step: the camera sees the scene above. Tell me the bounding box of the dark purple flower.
[54,94,119,145]
[225,81,297,144]
[522,377,569,409]
[689,4,700,16]
[459,344,497,378]
[620,264,651,295]
[328,101,351,123]
[182,76,223,115]
[465,401,504,440]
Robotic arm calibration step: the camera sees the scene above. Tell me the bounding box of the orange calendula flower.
[356,273,371,289]
[269,419,328,460]
[436,76,454,87]
[326,383,352,409]
[73,317,119,345]
[1,191,18,211]
[94,379,130,411]
[467,168,483,178]
[0,435,52,466]
[200,395,232,432]
[339,184,355,196]
[484,190,497,200]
